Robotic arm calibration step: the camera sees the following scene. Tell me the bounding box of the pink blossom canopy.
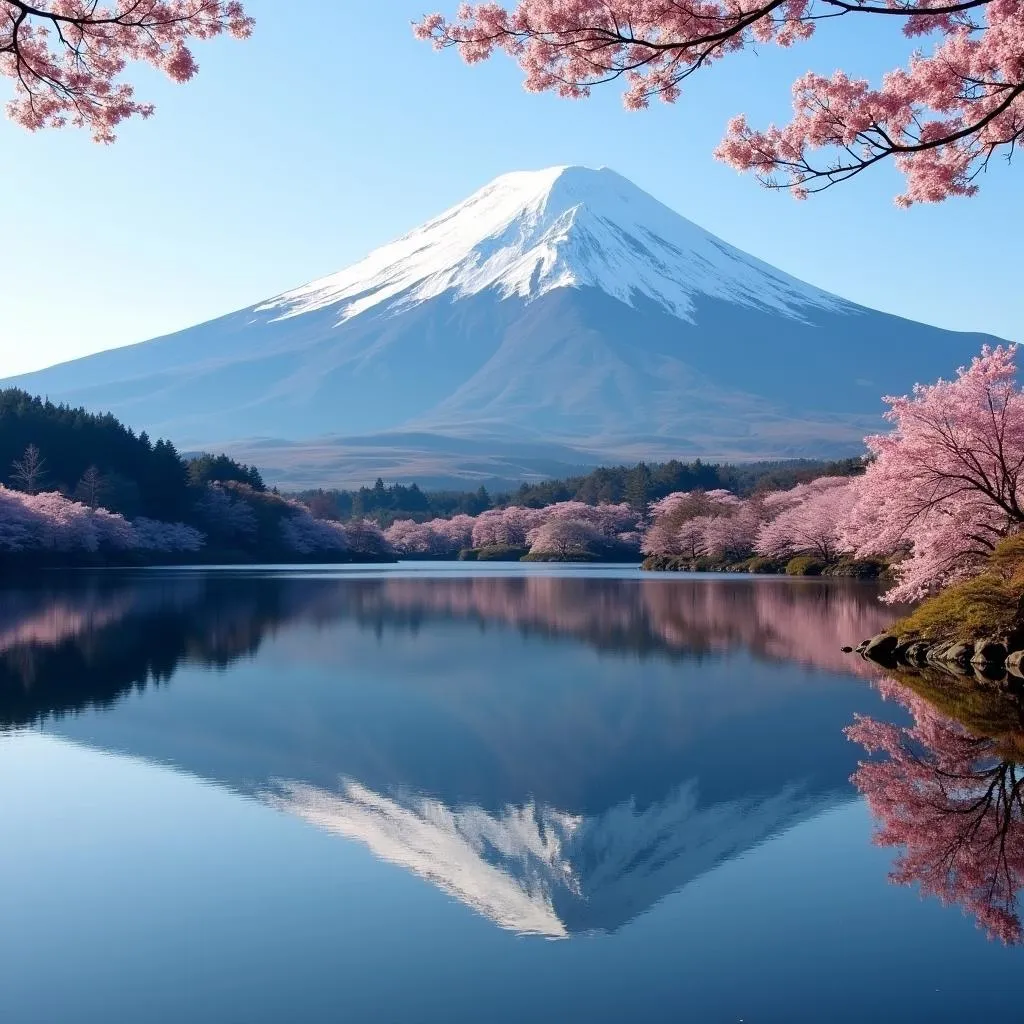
[1,1,253,142]
[417,0,1024,204]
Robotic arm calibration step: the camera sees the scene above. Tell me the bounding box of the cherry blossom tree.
[385,514,478,557]
[675,515,711,559]
[528,517,601,558]
[642,489,742,557]
[384,518,436,556]
[546,500,639,537]
[132,516,203,552]
[343,518,390,559]
[756,477,856,563]
[702,501,762,560]
[848,677,1024,944]
[194,482,257,543]
[471,506,544,548]
[279,509,349,556]
[0,484,203,554]
[432,513,476,554]
[2,0,253,143]
[844,345,1024,602]
[417,0,1024,204]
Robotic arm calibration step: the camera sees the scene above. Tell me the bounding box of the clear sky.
[0,1,1019,378]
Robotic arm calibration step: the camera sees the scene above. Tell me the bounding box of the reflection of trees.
[847,676,1024,943]
[0,576,303,728]
[352,577,894,676]
[0,572,896,729]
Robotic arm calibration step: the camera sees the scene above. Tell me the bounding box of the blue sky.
[0,0,1019,378]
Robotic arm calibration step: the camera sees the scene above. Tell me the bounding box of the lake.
[0,564,1020,1023]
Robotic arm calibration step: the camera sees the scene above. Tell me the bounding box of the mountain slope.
[3,166,998,486]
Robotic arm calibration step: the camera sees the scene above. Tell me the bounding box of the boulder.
[1007,650,1024,677]
[904,641,932,664]
[942,642,975,665]
[862,633,898,663]
[971,640,1008,668]
[892,639,917,661]
[972,665,1006,685]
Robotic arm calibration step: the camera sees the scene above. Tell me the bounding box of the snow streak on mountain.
[2,166,999,487]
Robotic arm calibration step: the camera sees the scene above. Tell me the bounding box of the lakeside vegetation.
[0,389,391,567]
[0,386,872,569]
[4,340,1023,643]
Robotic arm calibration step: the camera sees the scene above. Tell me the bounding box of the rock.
[1007,650,1024,677]
[904,641,931,664]
[841,646,854,653]
[892,639,916,660]
[862,633,898,663]
[943,642,975,664]
[971,639,1008,667]
[972,665,1005,685]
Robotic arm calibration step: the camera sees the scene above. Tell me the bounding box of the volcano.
[3,166,997,487]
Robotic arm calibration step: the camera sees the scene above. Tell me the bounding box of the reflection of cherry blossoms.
[847,678,1024,944]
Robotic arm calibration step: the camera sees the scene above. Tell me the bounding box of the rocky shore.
[852,626,1024,681]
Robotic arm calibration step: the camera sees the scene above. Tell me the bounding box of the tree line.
[298,457,864,526]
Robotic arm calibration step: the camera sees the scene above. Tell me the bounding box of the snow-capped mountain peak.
[257,165,847,326]
[5,164,996,484]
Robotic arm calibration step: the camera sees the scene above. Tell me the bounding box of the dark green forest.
[0,389,264,520]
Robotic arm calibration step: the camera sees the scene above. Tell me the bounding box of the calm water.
[0,564,1019,1022]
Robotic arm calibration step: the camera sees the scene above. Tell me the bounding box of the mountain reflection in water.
[0,567,897,937]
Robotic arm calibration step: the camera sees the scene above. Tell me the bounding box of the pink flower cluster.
[1,0,253,142]
[843,344,1024,602]
[418,0,1024,204]
[384,501,641,558]
[0,484,203,554]
[385,514,477,557]
[641,477,860,563]
[276,494,386,557]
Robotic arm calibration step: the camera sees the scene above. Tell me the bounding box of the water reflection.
[0,568,897,937]
[0,571,891,728]
[848,672,1024,944]
[268,775,829,937]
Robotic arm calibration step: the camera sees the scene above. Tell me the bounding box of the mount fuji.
[4,166,998,487]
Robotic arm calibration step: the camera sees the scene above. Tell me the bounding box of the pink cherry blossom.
[1,1,253,142]
[702,502,762,560]
[755,477,857,563]
[279,510,349,555]
[527,516,601,557]
[844,344,1024,602]
[642,489,746,558]
[418,0,1024,204]
[0,484,203,554]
